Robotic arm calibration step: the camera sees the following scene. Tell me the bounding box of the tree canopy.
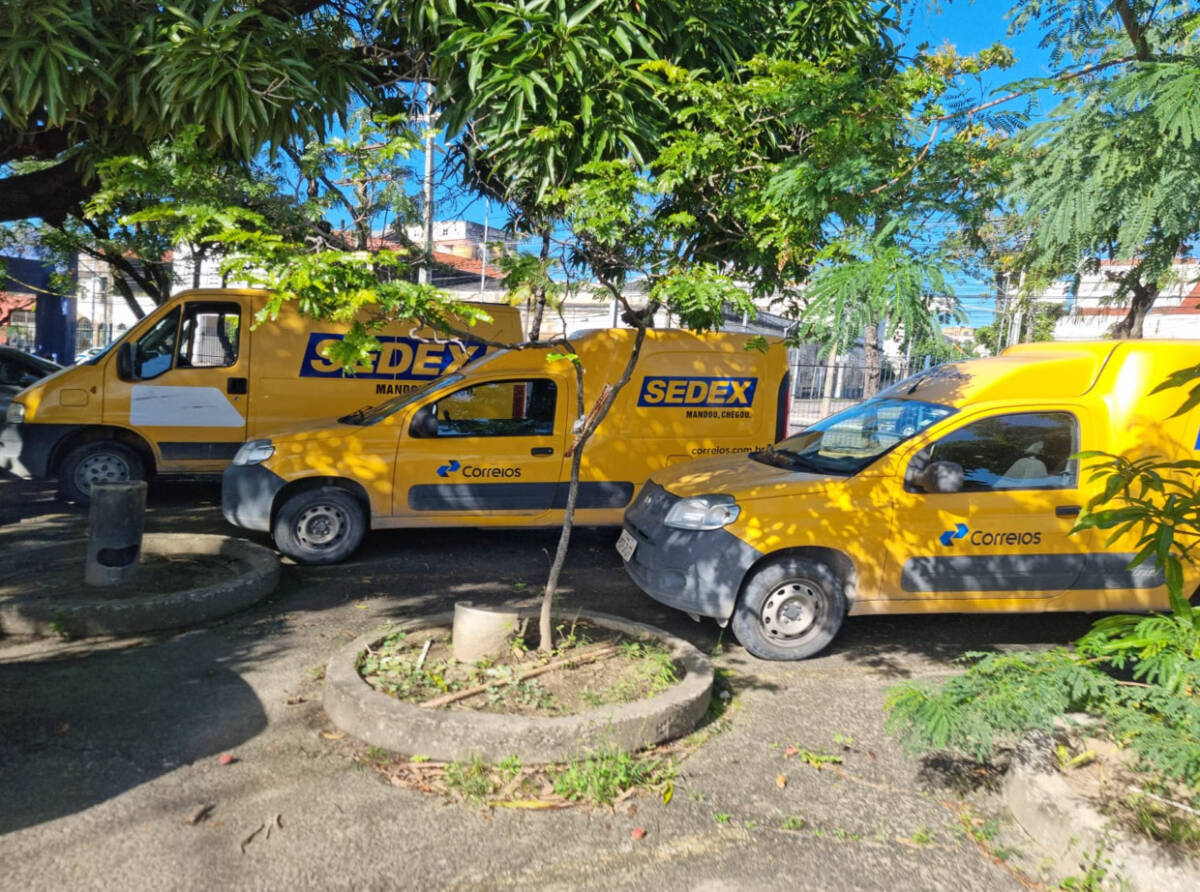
[0,0,373,224]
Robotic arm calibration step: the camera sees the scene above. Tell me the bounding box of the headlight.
[5,401,25,424]
[664,494,740,530]
[232,439,275,466]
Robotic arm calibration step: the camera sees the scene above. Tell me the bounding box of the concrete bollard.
[451,602,526,664]
[85,481,148,587]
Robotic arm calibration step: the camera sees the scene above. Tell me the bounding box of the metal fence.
[787,359,911,432]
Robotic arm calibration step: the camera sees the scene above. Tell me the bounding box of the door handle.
[227,377,248,395]
[530,447,554,456]
[1055,505,1081,518]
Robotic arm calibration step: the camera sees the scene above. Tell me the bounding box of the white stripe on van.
[130,385,245,428]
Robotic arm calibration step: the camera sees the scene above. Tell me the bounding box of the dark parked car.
[0,346,61,415]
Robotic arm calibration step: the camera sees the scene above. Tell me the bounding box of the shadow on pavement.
[0,632,269,836]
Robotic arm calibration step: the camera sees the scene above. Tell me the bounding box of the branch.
[0,160,93,225]
[932,57,1138,125]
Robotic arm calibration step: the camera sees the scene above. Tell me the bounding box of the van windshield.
[339,374,465,426]
[752,398,955,476]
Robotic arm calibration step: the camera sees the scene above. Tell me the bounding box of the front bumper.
[0,421,80,478]
[620,482,763,623]
[222,463,287,532]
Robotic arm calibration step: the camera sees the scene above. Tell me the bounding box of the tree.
[0,0,373,225]
[1004,0,1200,338]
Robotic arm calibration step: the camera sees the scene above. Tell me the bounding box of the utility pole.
[480,204,489,293]
[419,82,435,287]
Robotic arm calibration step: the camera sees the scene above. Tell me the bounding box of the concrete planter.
[0,534,279,637]
[323,609,714,763]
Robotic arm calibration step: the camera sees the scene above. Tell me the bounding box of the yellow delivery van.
[619,340,1200,660]
[221,328,790,563]
[0,288,520,502]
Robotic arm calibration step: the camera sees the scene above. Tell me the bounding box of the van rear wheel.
[731,557,846,660]
[273,486,367,565]
[58,441,145,504]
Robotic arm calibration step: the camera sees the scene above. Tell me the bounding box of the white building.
[1051,260,1200,339]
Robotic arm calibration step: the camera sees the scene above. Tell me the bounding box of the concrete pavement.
[0,473,1096,890]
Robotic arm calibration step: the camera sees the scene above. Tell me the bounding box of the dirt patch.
[357,622,683,717]
[1055,732,1200,857]
[0,552,242,603]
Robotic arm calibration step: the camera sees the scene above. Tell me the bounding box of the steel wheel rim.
[760,579,825,643]
[295,503,347,550]
[74,451,131,494]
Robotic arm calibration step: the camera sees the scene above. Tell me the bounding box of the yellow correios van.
[0,288,520,501]
[619,340,1200,660]
[221,328,790,563]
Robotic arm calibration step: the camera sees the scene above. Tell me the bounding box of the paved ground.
[0,472,1098,890]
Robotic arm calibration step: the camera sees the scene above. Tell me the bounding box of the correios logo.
[940,523,1043,547]
[939,523,968,546]
[437,459,521,480]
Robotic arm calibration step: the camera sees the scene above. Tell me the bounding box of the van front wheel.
[731,557,846,660]
[58,441,145,504]
[273,487,367,565]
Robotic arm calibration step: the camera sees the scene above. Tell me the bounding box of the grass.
[552,747,675,806]
[433,746,677,808]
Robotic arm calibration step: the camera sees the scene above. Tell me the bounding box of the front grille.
[625,481,678,542]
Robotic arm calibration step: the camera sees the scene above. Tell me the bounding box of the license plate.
[616,529,637,562]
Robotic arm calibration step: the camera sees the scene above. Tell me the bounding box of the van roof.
[880,340,1200,408]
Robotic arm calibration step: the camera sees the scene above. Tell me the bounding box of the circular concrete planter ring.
[323,610,715,764]
[0,534,280,637]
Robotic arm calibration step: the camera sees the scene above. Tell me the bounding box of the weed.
[580,690,604,708]
[1128,789,1200,851]
[445,757,496,803]
[551,748,674,806]
[497,754,523,782]
[364,746,386,764]
[744,820,757,829]
[1058,846,1118,891]
[47,613,70,638]
[714,812,732,824]
[308,663,326,681]
[911,826,933,845]
[780,815,806,831]
[787,747,843,769]
[833,732,854,749]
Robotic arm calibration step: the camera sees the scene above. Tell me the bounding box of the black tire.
[58,440,145,504]
[731,557,846,660]
[272,486,367,565]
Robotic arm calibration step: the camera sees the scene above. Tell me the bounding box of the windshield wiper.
[338,405,372,425]
[754,444,828,474]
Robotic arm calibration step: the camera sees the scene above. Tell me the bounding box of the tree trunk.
[862,318,882,399]
[1109,281,1156,339]
[539,325,648,651]
[526,229,551,340]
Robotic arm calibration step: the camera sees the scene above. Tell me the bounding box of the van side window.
[177,303,240,368]
[433,379,557,437]
[134,308,181,380]
[928,411,1079,492]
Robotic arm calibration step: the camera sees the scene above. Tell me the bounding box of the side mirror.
[916,460,965,494]
[116,342,137,382]
[409,406,439,439]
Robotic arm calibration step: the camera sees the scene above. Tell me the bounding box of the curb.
[1003,730,1200,890]
[0,534,279,637]
[323,609,714,763]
